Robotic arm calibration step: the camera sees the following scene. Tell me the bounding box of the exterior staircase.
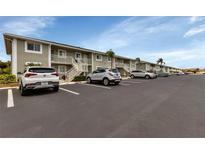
[65,57,88,82]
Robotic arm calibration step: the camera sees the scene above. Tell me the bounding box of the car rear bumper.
[25,81,59,90]
[110,79,121,82]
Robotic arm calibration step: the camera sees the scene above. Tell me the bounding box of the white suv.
[130,70,157,79]
[86,68,121,86]
[19,67,59,95]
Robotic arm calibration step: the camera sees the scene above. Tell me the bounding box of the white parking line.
[7,89,14,108]
[60,87,80,95]
[80,83,112,90]
[122,81,142,84]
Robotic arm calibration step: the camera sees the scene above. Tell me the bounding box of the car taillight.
[24,73,37,77]
[51,72,59,76]
[108,72,114,76]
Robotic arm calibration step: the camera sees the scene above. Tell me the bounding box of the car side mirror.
[17,72,23,75]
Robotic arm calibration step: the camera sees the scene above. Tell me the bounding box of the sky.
[0,16,205,68]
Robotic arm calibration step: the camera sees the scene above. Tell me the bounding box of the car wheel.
[103,78,109,86]
[53,86,59,92]
[130,75,135,79]
[87,77,92,84]
[20,83,26,96]
[145,75,150,79]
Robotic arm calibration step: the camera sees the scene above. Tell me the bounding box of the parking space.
[2,75,204,137]
[0,78,149,111]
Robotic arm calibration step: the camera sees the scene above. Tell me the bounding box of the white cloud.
[81,17,177,51]
[190,16,198,23]
[0,16,55,36]
[184,24,205,38]
[143,42,205,68]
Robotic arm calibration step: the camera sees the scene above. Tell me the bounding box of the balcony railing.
[51,54,91,65]
[51,55,72,64]
[115,62,124,67]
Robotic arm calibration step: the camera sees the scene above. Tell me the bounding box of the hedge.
[0,74,16,84]
[72,75,86,81]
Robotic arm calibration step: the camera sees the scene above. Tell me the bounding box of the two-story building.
[3,33,137,81]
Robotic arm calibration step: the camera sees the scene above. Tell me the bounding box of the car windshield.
[29,68,55,73]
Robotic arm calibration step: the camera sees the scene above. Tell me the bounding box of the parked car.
[177,71,185,75]
[130,70,157,79]
[157,72,170,77]
[86,68,121,86]
[110,68,121,77]
[19,67,59,95]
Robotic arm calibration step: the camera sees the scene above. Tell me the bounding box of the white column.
[113,57,116,68]
[48,44,51,67]
[12,39,17,77]
[91,53,94,71]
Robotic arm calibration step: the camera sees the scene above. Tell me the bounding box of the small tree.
[106,49,115,69]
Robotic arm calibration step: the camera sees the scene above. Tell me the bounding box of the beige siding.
[16,39,49,73]
[93,53,111,69]
[136,63,146,70]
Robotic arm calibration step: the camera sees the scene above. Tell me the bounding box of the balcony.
[115,62,124,68]
[51,55,72,64]
[51,54,91,65]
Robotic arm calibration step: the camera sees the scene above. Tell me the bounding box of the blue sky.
[0,16,205,68]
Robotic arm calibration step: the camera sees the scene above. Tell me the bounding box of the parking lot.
[0,75,205,137]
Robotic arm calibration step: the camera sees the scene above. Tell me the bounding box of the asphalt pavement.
[0,75,205,137]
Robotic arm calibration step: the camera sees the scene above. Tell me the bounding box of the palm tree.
[157,58,165,71]
[136,57,141,63]
[157,58,165,65]
[106,49,115,69]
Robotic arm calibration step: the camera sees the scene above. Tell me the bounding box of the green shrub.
[72,75,86,81]
[0,74,16,84]
[1,67,11,74]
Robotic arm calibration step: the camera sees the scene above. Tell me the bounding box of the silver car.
[130,70,157,79]
[87,68,122,86]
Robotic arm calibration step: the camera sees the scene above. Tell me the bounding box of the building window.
[107,57,111,62]
[96,54,102,61]
[58,49,66,58]
[59,65,66,73]
[25,41,42,54]
[75,52,82,59]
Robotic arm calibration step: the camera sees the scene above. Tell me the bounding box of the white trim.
[48,44,51,67]
[12,39,17,77]
[96,54,102,61]
[58,49,66,58]
[25,41,42,54]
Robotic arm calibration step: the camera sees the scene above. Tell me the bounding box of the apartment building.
[136,60,181,73]
[3,33,137,81]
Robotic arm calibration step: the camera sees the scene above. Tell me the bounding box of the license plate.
[41,82,48,86]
